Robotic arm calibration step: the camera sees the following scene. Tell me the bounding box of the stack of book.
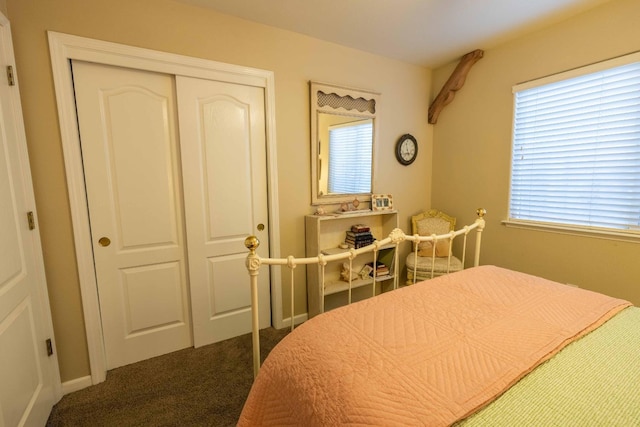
[345,224,375,249]
[366,261,390,277]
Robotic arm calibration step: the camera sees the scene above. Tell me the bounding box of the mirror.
[310,81,380,206]
[317,114,373,196]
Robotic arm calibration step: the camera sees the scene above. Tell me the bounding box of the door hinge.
[46,338,54,356]
[6,65,14,86]
[27,211,36,230]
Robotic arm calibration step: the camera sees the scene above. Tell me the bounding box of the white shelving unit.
[305,210,399,317]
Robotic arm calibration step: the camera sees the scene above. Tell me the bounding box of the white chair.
[406,209,463,284]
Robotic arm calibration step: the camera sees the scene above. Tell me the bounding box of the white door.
[0,15,60,426]
[176,76,271,347]
[72,61,193,369]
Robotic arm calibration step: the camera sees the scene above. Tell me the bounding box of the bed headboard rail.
[244,208,486,377]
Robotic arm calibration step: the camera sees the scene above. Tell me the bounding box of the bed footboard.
[245,208,486,377]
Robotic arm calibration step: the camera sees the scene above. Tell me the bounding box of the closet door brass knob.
[98,237,111,247]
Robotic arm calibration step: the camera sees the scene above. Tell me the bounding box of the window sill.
[501,219,640,244]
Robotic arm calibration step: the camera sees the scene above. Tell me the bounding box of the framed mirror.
[310,81,380,206]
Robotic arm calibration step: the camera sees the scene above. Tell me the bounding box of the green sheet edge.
[457,306,640,426]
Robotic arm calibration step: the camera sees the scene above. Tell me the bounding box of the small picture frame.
[372,194,393,211]
[359,264,374,279]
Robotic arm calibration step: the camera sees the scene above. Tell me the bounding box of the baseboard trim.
[62,375,92,395]
[279,312,308,329]
[294,312,308,326]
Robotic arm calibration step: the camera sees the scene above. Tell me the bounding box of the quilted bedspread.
[238,266,631,426]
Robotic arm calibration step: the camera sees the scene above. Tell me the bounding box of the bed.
[239,213,639,426]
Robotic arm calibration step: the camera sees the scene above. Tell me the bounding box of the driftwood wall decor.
[428,49,484,124]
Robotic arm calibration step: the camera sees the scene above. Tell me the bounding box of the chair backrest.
[411,209,456,236]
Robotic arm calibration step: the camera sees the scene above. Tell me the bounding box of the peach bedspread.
[238,266,630,426]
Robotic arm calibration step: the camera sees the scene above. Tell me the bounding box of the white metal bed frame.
[244,208,486,377]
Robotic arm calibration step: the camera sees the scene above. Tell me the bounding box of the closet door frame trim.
[48,31,282,385]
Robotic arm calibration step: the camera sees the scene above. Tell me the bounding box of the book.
[350,224,370,233]
[346,241,374,249]
[345,235,374,243]
[345,230,373,238]
[346,236,373,244]
[345,236,374,244]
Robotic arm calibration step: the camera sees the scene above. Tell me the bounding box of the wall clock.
[395,134,417,166]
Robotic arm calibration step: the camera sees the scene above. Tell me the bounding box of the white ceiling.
[176,0,612,68]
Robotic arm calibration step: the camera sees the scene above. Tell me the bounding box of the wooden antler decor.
[428,49,484,124]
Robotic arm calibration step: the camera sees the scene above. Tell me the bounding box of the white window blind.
[509,56,640,233]
[328,121,372,194]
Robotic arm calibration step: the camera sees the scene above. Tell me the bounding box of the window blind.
[510,59,640,232]
[328,121,372,194]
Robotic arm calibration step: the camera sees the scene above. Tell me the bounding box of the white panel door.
[0,16,59,426]
[72,61,192,369]
[177,76,271,347]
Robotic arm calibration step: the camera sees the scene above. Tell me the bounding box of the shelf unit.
[305,210,399,317]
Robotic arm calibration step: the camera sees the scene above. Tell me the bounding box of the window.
[327,120,372,194]
[509,53,640,236]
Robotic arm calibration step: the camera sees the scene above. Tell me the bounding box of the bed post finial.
[245,235,260,254]
[476,208,486,218]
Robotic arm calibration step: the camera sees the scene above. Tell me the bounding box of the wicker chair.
[406,209,463,284]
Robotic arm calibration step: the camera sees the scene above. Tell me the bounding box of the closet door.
[72,61,192,369]
[176,76,271,347]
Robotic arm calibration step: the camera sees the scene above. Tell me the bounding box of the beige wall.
[432,0,640,305]
[6,0,431,382]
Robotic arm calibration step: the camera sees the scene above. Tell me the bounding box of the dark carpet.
[46,327,289,427]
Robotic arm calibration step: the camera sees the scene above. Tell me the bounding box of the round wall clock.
[395,134,417,166]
